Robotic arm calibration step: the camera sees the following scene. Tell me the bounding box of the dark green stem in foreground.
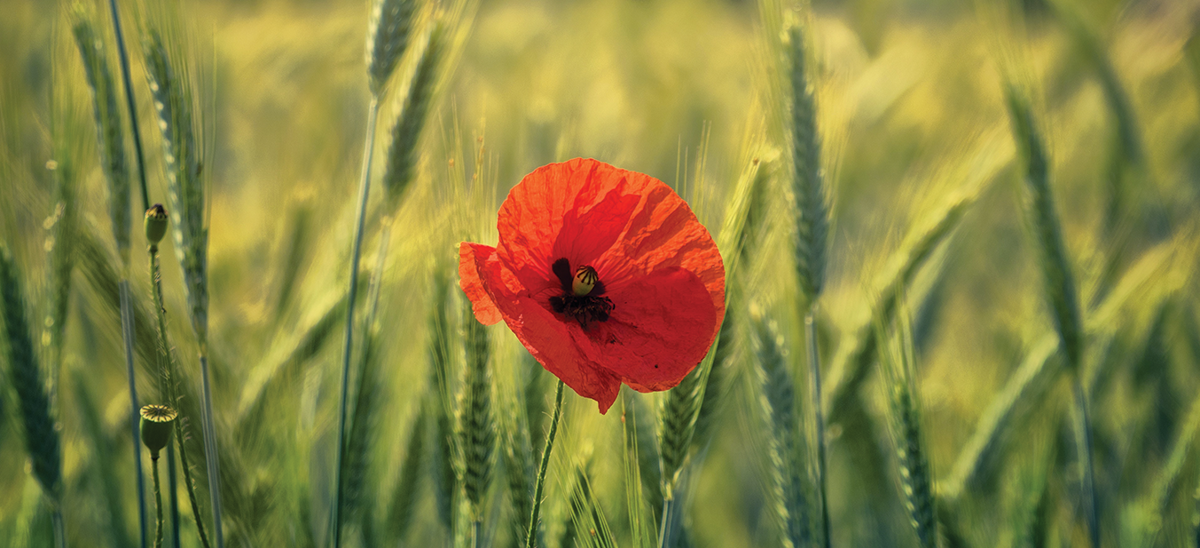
[526,380,565,548]
[119,280,150,548]
[167,443,181,548]
[195,354,224,548]
[52,508,66,548]
[174,423,211,548]
[153,456,164,548]
[807,311,831,548]
[150,246,211,548]
[1072,378,1099,548]
[105,0,149,211]
[332,98,380,548]
[658,497,676,548]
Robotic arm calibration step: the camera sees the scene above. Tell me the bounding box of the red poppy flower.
[459,158,725,414]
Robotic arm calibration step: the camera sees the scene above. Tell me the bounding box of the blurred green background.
[2,0,1200,547]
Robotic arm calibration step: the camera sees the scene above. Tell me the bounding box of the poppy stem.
[150,245,212,548]
[332,97,380,548]
[806,311,832,548]
[152,456,164,548]
[525,380,565,548]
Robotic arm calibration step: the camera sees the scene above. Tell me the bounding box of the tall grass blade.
[331,94,380,548]
[104,0,150,212]
[1005,85,1095,547]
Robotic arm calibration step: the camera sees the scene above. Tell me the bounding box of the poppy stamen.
[573,265,598,295]
[549,258,614,329]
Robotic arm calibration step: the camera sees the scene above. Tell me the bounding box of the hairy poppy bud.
[145,204,169,245]
[572,265,598,296]
[140,404,177,459]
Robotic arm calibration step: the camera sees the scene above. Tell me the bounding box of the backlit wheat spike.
[458,297,494,517]
[751,314,812,548]
[1006,85,1095,548]
[366,0,418,96]
[143,30,208,343]
[824,184,980,424]
[881,321,937,548]
[1005,88,1083,374]
[1,246,62,503]
[71,12,131,262]
[785,21,828,304]
[501,390,535,545]
[382,18,447,210]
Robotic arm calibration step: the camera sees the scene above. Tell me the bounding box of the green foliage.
[2,2,1200,548]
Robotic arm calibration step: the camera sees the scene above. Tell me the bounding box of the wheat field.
[2,0,1199,547]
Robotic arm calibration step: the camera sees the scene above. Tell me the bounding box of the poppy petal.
[495,158,725,332]
[458,243,503,325]
[569,267,717,392]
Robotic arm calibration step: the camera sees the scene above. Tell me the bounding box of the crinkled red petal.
[460,158,726,414]
[458,243,502,325]
[497,158,725,333]
[569,267,717,393]
[461,241,622,413]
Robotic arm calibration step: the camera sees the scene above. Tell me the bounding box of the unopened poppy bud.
[145,204,169,245]
[573,265,598,296]
[140,404,177,459]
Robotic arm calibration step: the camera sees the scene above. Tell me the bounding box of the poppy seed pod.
[140,404,177,459]
[144,204,169,245]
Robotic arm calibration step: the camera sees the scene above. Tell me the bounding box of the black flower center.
[549,258,614,329]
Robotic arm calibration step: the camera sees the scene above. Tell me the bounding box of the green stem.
[153,456,164,548]
[1072,377,1099,548]
[167,443,181,548]
[196,354,224,548]
[525,380,565,548]
[806,311,831,548]
[52,506,66,548]
[119,279,150,548]
[150,246,211,548]
[104,0,149,212]
[332,98,380,548]
[657,496,675,548]
[174,422,212,548]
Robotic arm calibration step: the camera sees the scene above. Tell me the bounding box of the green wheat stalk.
[880,317,937,548]
[1005,85,1096,548]
[781,18,833,544]
[148,220,212,548]
[693,152,774,452]
[501,381,536,546]
[1,246,65,548]
[331,2,420,544]
[458,297,495,547]
[428,268,458,532]
[751,314,812,548]
[143,29,225,548]
[72,11,149,546]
